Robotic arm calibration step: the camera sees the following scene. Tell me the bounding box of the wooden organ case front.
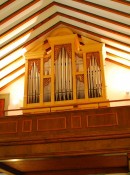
[24,28,109,113]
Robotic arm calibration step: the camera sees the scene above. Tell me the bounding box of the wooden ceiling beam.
[1,12,58,51]
[0,64,25,81]
[0,0,15,10]
[2,1,129,37]
[111,0,130,6]
[73,0,130,17]
[55,2,129,28]
[1,21,61,61]
[106,44,130,55]
[61,22,130,48]
[1,2,55,36]
[59,13,130,39]
[2,20,129,62]
[106,57,130,69]
[0,56,24,71]
[1,0,40,25]
[0,73,24,91]
[1,11,129,53]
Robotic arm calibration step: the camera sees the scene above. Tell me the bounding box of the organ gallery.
[23,28,109,112]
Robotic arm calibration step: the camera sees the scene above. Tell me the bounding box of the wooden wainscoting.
[0,105,130,174]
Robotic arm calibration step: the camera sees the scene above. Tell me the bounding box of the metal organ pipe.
[87,67,91,98]
[55,57,58,101]
[69,55,72,99]
[89,58,93,98]
[55,47,73,101]
[95,58,101,97]
[58,51,62,101]
[35,65,40,102]
[32,62,36,103]
[28,70,32,103]
[65,49,69,100]
[97,63,102,97]
[28,61,40,104]
[87,54,102,98]
[62,47,66,100]
[92,56,97,97]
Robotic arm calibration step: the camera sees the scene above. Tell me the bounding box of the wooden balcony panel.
[0,105,130,160]
[0,106,130,140]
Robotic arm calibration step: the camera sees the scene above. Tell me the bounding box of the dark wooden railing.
[1,98,130,117]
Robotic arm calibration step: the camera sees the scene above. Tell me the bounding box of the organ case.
[23,28,109,113]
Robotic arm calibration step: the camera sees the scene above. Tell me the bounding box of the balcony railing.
[0,98,130,117]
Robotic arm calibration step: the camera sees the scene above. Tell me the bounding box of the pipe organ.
[24,28,109,112]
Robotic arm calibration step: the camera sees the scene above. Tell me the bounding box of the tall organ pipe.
[62,47,66,100]
[55,57,59,101]
[55,47,72,101]
[69,56,72,99]
[87,54,102,98]
[58,51,62,101]
[28,61,40,103]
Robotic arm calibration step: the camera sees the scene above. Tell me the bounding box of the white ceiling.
[0,0,130,90]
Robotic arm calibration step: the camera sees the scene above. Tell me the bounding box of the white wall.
[105,60,130,106]
[0,76,24,116]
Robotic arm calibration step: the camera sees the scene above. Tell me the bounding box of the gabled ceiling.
[0,0,130,90]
